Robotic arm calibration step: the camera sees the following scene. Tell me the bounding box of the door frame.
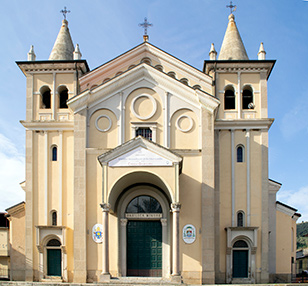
[118,186,170,278]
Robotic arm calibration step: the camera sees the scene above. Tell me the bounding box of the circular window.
[131,94,157,120]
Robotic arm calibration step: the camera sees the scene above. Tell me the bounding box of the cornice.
[276,201,297,217]
[204,60,275,79]
[80,42,212,87]
[20,120,74,130]
[215,118,274,130]
[16,60,89,76]
[69,63,219,114]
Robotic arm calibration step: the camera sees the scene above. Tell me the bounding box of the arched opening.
[237,211,245,227]
[180,78,189,86]
[224,86,235,110]
[51,211,57,226]
[51,146,57,161]
[167,71,176,79]
[154,65,163,72]
[236,145,244,163]
[126,195,162,277]
[58,86,68,109]
[116,182,171,278]
[41,86,51,109]
[232,240,249,278]
[46,238,61,277]
[242,86,253,109]
[140,57,152,65]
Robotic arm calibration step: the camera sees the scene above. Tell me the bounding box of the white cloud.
[277,185,308,222]
[0,133,25,212]
[280,97,308,139]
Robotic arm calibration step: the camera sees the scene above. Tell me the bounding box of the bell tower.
[204,10,275,284]
[17,17,88,281]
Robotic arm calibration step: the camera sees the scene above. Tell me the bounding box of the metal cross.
[139,17,153,35]
[226,1,237,14]
[60,7,70,20]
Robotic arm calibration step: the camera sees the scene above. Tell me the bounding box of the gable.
[79,42,213,95]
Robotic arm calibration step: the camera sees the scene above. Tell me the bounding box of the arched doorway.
[118,185,170,278]
[46,238,62,277]
[126,195,162,277]
[232,240,249,278]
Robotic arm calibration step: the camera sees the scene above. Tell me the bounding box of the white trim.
[95,115,112,132]
[44,131,48,225]
[52,73,56,120]
[176,115,193,133]
[231,130,235,227]
[237,72,241,119]
[246,130,250,226]
[59,131,63,226]
[131,94,157,120]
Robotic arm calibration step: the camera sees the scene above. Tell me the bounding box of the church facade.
[11,12,300,284]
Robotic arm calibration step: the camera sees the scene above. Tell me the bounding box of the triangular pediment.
[98,136,182,170]
[68,63,219,113]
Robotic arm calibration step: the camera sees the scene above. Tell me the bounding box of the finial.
[209,43,217,60]
[258,42,266,60]
[27,45,36,61]
[60,6,70,20]
[74,44,82,60]
[226,1,237,14]
[139,17,153,42]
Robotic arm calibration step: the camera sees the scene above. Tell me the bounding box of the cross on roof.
[60,7,70,20]
[226,1,237,14]
[139,17,153,35]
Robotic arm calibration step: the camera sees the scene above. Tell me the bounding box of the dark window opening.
[237,212,244,227]
[59,88,68,108]
[237,146,244,162]
[126,195,162,213]
[42,90,51,109]
[233,240,248,248]
[52,211,57,226]
[52,146,57,161]
[136,127,152,141]
[224,88,235,109]
[47,239,61,246]
[242,88,253,109]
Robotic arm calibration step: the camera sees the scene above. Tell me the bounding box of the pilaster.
[201,109,215,284]
[73,111,87,283]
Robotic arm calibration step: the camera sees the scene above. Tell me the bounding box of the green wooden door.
[127,220,162,277]
[47,249,61,276]
[232,250,248,278]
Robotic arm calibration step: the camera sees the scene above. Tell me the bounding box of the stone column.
[120,218,128,277]
[37,246,43,281]
[171,202,181,281]
[100,203,111,281]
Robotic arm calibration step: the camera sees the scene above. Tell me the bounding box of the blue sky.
[0,0,307,221]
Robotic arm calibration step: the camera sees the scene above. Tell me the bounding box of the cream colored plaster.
[89,109,118,149]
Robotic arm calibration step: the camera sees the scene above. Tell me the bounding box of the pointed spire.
[209,43,217,60]
[258,42,266,60]
[218,13,248,60]
[73,44,82,60]
[49,19,74,60]
[27,45,36,61]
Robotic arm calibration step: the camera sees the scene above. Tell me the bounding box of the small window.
[224,86,235,110]
[192,85,202,90]
[242,86,253,110]
[51,211,57,226]
[237,145,244,163]
[52,146,57,161]
[116,71,123,76]
[180,78,189,85]
[41,88,51,109]
[233,240,248,248]
[128,65,136,70]
[47,239,61,246]
[237,211,245,227]
[126,196,162,213]
[136,127,152,141]
[154,65,163,72]
[102,78,110,83]
[167,71,176,79]
[59,87,68,108]
[140,57,152,65]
